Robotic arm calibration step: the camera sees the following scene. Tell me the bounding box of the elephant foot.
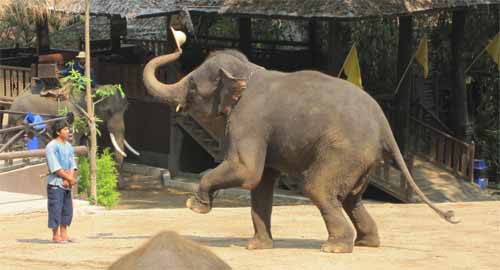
[355,235,380,247]
[320,239,353,253]
[247,237,273,250]
[186,196,212,214]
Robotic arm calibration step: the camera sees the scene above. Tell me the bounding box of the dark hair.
[52,120,69,138]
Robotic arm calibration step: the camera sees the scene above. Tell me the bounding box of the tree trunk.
[450,10,471,141]
[395,16,413,155]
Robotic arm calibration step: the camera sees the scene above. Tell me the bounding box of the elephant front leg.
[187,158,265,214]
[247,168,280,250]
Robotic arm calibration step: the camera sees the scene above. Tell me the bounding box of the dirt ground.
[1,194,500,270]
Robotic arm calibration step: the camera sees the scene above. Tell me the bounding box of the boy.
[45,121,77,243]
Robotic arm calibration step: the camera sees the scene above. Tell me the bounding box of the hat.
[76,51,86,59]
[171,27,187,50]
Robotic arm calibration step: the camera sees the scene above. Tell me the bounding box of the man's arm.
[55,169,76,184]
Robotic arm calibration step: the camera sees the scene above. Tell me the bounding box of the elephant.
[108,231,231,270]
[5,85,139,176]
[143,28,459,253]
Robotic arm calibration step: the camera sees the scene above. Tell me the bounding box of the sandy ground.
[0,200,499,270]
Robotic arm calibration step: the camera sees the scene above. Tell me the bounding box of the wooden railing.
[409,117,475,183]
[370,156,415,202]
[0,65,32,98]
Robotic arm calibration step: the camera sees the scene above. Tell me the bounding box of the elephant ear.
[218,68,247,115]
[219,68,246,101]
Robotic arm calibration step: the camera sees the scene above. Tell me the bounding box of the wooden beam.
[326,20,348,76]
[0,146,88,160]
[395,16,413,155]
[110,15,126,53]
[449,10,471,141]
[309,19,318,68]
[36,18,50,55]
[238,17,252,58]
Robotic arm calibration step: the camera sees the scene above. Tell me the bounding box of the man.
[60,51,97,87]
[45,120,77,243]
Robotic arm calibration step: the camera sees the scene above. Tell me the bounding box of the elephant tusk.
[109,133,127,158]
[124,139,140,156]
[176,104,183,112]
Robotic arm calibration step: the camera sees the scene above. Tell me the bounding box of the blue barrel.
[473,159,488,189]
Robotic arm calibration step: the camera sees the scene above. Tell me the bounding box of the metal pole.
[84,0,98,202]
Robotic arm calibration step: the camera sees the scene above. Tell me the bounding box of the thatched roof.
[178,0,500,19]
[49,0,177,18]
[3,0,500,20]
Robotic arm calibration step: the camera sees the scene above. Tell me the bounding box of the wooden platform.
[370,157,493,203]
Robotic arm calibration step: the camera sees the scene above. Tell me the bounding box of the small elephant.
[143,29,459,253]
[6,85,139,174]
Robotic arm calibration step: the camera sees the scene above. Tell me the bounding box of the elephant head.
[143,28,261,120]
[94,90,139,169]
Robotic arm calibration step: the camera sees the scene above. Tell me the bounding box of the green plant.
[77,148,120,207]
[77,155,89,195]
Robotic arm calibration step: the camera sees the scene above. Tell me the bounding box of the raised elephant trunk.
[143,28,188,105]
[143,51,188,105]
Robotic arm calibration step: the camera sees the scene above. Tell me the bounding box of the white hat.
[171,27,187,50]
[76,51,86,59]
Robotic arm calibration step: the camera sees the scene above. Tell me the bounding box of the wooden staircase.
[174,114,224,162]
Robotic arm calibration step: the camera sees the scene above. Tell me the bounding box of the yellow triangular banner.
[486,32,500,72]
[342,45,363,88]
[415,35,429,79]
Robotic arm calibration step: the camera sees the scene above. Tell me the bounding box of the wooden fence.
[410,117,475,183]
[0,65,32,98]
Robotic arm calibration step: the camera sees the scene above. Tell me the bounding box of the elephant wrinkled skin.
[143,29,459,253]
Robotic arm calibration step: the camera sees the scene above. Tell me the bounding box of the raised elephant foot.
[355,235,380,247]
[186,196,212,214]
[247,237,273,250]
[320,239,354,253]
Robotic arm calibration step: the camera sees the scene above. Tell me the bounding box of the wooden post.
[326,20,345,76]
[309,19,318,68]
[36,17,50,55]
[450,10,471,141]
[168,121,184,178]
[110,15,126,53]
[395,16,413,155]
[238,17,252,59]
[84,0,98,202]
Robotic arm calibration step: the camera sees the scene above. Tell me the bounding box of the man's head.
[76,51,86,66]
[52,120,70,140]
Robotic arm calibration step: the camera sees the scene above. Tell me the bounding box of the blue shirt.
[45,140,77,188]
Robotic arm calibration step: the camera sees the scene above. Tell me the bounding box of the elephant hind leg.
[302,164,358,253]
[343,172,380,248]
[247,168,280,250]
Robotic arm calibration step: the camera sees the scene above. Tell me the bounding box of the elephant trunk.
[143,51,188,105]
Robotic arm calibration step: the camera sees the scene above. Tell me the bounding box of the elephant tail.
[384,130,460,224]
